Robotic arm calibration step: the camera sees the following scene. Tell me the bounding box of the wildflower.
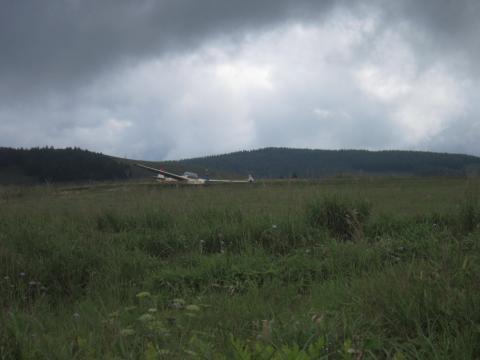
[171,298,185,309]
[136,291,151,298]
[261,320,272,340]
[73,313,80,319]
[272,224,277,229]
[138,313,154,322]
[220,240,225,254]
[120,328,135,336]
[147,320,168,332]
[185,304,200,312]
[148,308,157,313]
[311,313,324,325]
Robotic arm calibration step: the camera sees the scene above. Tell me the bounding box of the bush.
[458,195,480,234]
[306,196,371,240]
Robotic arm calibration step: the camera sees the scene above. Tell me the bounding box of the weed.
[306,195,371,240]
[458,195,480,234]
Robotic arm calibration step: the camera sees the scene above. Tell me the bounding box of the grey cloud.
[386,0,480,46]
[2,0,479,99]
[1,0,480,159]
[374,0,480,74]
[0,0,341,102]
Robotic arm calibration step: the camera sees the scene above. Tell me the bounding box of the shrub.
[458,195,480,234]
[306,196,371,241]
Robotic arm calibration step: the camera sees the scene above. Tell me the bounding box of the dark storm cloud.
[1,0,480,159]
[0,0,341,101]
[370,0,480,77]
[385,0,480,53]
[1,0,478,93]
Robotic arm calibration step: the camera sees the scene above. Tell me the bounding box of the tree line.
[174,147,480,178]
[0,147,130,183]
[2,146,479,183]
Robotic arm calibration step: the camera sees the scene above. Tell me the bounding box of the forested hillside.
[2,146,480,184]
[172,148,480,178]
[0,147,129,183]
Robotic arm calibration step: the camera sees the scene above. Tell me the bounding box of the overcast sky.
[1,0,479,160]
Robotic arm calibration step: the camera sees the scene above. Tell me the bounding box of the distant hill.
[1,146,480,184]
[0,147,130,184]
[168,148,480,178]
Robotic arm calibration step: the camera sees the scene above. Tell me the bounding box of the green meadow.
[1,177,480,359]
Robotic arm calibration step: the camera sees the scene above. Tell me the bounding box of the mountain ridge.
[1,146,480,184]
[168,147,480,178]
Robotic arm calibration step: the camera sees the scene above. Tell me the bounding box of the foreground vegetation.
[1,177,479,359]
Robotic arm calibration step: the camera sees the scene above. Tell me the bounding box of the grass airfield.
[1,177,480,359]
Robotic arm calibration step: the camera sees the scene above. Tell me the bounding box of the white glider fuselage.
[135,163,254,185]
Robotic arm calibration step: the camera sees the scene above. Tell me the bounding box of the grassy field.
[1,177,480,359]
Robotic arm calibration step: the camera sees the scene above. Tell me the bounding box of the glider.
[135,163,254,185]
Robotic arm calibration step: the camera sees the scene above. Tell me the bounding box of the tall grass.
[0,177,479,358]
[306,195,371,240]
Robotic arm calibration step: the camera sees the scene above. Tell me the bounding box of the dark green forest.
[0,147,129,183]
[1,146,480,184]
[172,147,480,178]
